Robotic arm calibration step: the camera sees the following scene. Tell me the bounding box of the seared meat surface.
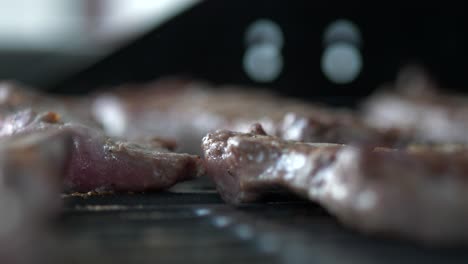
[202,126,468,244]
[0,110,204,193]
[1,79,407,155]
[93,78,404,153]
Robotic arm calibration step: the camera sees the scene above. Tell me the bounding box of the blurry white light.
[92,95,127,137]
[212,216,232,228]
[0,0,85,49]
[245,19,284,48]
[243,44,283,83]
[99,0,199,39]
[323,19,361,47]
[321,42,362,84]
[194,208,211,217]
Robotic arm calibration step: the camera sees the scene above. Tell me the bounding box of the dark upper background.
[1,1,467,106]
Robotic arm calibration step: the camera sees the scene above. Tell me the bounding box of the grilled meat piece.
[1,79,408,154]
[0,129,71,219]
[0,81,97,127]
[363,67,468,144]
[93,78,404,153]
[277,112,404,146]
[202,125,468,244]
[0,129,71,264]
[0,109,204,193]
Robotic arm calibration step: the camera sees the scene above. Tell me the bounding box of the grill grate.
[55,182,468,264]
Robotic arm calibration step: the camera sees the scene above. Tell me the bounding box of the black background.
[51,1,468,106]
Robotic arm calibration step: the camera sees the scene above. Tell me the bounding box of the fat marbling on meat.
[202,125,468,244]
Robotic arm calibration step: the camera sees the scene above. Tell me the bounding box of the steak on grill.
[363,67,468,144]
[0,81,97,128]
[0,109,204,193]
[202,125,468,244]
[0,129,71,264]
[92,78,405,153]
[1,80,408,155]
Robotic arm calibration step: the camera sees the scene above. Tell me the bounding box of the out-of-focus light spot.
[92,95,127,137]
[321,42,362,84]
[243,43,283,83]
[323,19,361,47]
[194,208,211,217]
[212,216,232,228]
[245,19,284,48]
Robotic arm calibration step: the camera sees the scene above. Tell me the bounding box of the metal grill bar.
[57,187,468,264]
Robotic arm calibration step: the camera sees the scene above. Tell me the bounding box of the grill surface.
[55,181,468,264]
